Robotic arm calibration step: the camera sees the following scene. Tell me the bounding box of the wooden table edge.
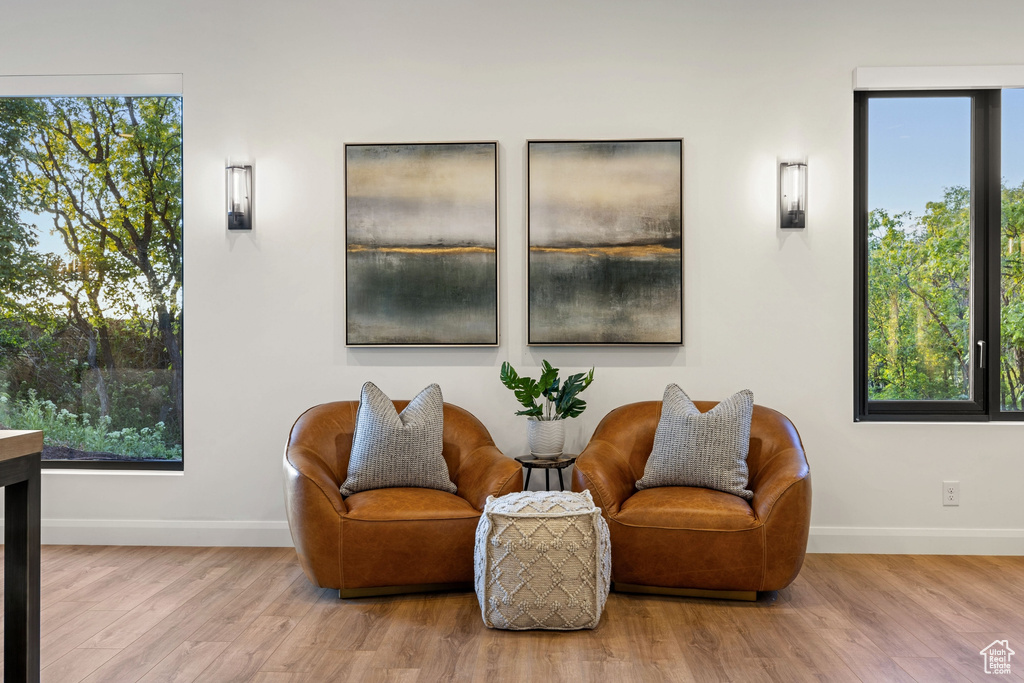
[0,430,44,462]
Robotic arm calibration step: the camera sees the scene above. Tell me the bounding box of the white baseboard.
[1,520,1020,554]
[809,526,1024,555]
[0,519,295,547]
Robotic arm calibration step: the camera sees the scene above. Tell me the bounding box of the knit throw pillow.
[636,385,754,500]
[340,382,456,497]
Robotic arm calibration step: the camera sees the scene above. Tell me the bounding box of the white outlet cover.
[943,481,960,506]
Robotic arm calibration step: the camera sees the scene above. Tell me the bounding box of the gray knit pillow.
[340,382,456,497]
[636,385,754,500]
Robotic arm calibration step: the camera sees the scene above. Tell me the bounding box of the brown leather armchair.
[284,400,522,598]
[571,400,811,600]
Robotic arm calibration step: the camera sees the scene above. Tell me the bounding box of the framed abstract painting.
[345,142,499,346]
[527,139,683,345]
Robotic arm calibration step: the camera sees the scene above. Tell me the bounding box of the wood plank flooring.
[1,546,1021,682]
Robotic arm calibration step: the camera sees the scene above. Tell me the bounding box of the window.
[999,88,1024,411]
[854,88,1024,421]
[0,81,183,468]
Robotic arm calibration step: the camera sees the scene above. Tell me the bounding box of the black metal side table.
[515,454,577,492]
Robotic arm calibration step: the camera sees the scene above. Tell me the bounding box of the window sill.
[41,469,184,476]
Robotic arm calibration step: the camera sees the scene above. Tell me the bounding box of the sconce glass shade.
[779,162,807,229]
[227,164,252,231]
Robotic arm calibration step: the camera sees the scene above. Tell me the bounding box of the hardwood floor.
[1,546,1022,682]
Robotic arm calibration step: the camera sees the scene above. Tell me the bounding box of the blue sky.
[869,89,1024,218]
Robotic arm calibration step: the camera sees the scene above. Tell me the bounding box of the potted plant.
[500,360,595,458]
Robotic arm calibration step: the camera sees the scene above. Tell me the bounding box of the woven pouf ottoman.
[474,489,611,630]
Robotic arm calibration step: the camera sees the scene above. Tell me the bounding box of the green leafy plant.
[500,360,595,421]
[0,388,181,460]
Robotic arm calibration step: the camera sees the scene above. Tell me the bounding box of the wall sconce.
[779,161,807,229]
[226,164,253,231]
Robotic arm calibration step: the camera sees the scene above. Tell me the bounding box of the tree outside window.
[856,88,1024,420]
[0,96,182,466]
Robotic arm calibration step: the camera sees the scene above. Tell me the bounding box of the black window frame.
[0,92,185,471]
[854,88,1013,422]
[43,459,183,472]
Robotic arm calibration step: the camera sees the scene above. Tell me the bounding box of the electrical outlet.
[943,481,960,506]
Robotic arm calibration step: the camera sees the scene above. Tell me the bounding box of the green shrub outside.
[0,389,181,460]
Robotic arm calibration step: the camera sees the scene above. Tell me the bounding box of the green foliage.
[500,360,594,420]
[499,360,556,417]
[0,96,183,460]
[868,181,1024,410]
[0,389,181,460]
[14,97,183,324]
[1000,182,1024,409]
[0,99,44,313]
[0,315,176,437]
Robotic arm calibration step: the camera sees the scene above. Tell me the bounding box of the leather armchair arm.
[283,445,346,589]
[751,447,809,522]
[455,445,523,511]
[571,439,636,516]
[285,446,347,516]
[752,446,812,590]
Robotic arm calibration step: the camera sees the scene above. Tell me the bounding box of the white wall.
[3,0,1023,552]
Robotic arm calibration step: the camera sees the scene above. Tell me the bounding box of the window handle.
[978,340,987,369]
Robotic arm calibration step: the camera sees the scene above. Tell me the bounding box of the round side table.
[514,454,577,492]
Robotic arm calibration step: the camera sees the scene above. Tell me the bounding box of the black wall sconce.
[779,161,807,229]
[227,164,253,231]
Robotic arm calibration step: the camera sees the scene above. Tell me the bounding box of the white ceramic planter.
[527,418,565,458]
